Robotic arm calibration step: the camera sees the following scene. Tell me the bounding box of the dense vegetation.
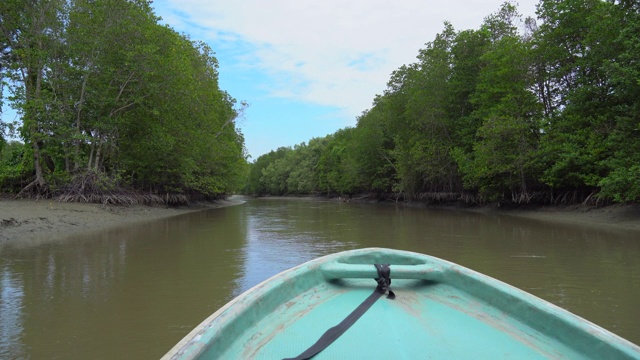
[0,0,247,203]
[246,0,640,204]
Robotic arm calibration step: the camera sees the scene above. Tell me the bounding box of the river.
[1,197,639,359]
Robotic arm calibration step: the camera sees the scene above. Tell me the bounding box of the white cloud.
[159,0,539,120]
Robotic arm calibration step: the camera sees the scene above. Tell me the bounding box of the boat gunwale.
[161,250,336,359]
[161,247,640,359]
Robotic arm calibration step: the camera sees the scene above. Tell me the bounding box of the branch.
[114,71,135,104]
[108,94,149,117]
[380,150,398,173]
[76,70,90,129]
[215,118,234,138]
[215,101,248,138]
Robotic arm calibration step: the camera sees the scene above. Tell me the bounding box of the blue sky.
[2,0,539,160]
[150,0,539,160]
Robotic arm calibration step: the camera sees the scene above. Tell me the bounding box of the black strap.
[283,264,395,360]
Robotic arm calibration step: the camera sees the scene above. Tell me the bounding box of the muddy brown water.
[1,197,639,359]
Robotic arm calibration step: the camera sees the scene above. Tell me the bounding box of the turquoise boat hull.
[162,248,640,359]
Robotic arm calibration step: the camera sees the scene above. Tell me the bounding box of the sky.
[2,0,539,160]
[150,0,540,160]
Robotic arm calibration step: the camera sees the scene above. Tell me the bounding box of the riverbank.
[0,197,246,245]
[261,195,640,232]
[396,200,640,232]
[2,197,638,245]
[489,203,640,232]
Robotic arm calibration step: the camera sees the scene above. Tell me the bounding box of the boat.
[162,248,640,359]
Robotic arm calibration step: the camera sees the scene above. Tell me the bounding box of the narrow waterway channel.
[1,197,639,359]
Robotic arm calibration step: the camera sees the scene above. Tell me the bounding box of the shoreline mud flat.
[488,203,640,232]
[1,197,639,245]
[0,197,245,245]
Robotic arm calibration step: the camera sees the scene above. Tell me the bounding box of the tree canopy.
[0,0,246,202]
[246,0,640,204]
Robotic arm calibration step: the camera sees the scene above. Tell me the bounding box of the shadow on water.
[1,207,248,359]
[1,197,639,359]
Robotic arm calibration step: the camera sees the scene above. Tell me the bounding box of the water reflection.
[236,199,356,295]
[0,208,249,359]
[0,265,25,359]
[0,198,639,359]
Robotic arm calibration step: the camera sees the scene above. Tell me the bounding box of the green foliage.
[245,147,292,195]
[598,165,640,203]
[535,0,629,196]
[351,108,395,192]
[0,0,246,197]
[458,15,542,199]
[316,128,358,194]
[245,0,639,204]
[463,115,538,199]
[0,141,27,191]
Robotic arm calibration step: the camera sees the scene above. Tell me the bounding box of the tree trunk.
[94,134,104,171]
[17,121,47,197]
[74,71,90,171]
[18,53,47,197]
[87,132,95,171]
[32,141,46,186]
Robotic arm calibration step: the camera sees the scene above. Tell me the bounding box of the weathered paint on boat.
[162,248,640,359]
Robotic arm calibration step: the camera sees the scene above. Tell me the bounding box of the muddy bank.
[259,195,640,232]
[0,197,246,245]
[2,196,638,245]
[487,203,640,232]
